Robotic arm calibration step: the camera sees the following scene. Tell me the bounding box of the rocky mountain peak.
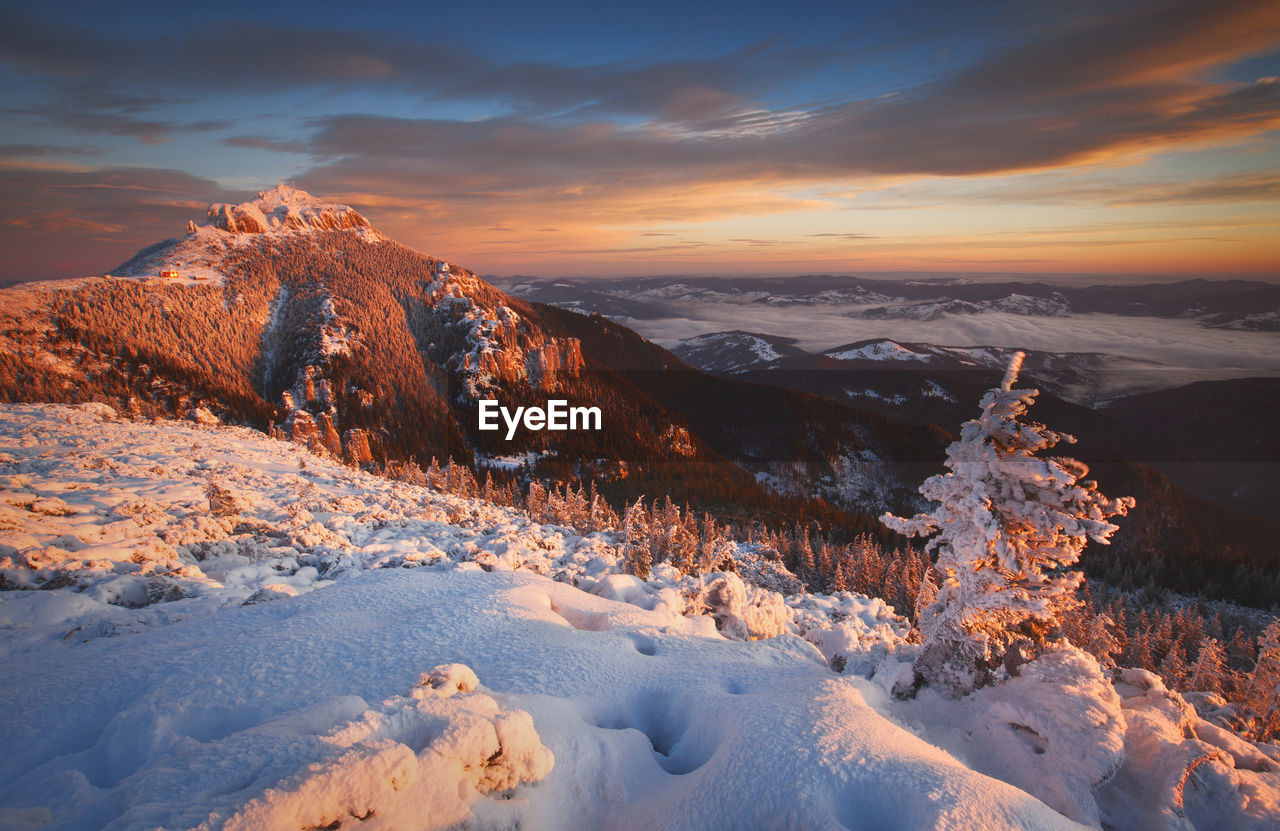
[206,184,373,235]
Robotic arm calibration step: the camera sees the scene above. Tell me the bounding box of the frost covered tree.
[623,497,653,579]
[1159,641,1188,689]
[882,353,1135,697]
[525,481,547,520]
[1086,613,1123,670]
[1187,636,1227,695]
[1245,620,1280,740]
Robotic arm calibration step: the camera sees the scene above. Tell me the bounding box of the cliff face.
[410,269,584,397]
[465,332,584,392]
[525,337,584,390]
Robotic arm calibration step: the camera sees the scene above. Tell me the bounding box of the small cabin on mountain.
[159,270,180,279]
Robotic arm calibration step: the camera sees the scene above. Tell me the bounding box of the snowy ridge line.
[0,403,901,661]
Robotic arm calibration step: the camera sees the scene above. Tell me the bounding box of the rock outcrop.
[188,406,220,426]
[317,412,343,457]
[526,337,584,389]
[288,410,319,447]
[208,185,372,236]
[344,429,374,466]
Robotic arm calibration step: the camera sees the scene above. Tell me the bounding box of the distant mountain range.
[666,330,1280,522]
[498,276,1280,605]
[497,275,1280,331]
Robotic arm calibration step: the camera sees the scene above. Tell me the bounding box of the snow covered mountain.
[4,185,1280,828]
[653,330,1280,600]
[3,403,1278,829]
[0,185,955,525]
[821,339,1129,401]
[671,330,806,374]
[666,333,1151,457]
[854,291,1072,320]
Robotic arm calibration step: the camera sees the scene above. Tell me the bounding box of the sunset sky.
[2,0,1278,282]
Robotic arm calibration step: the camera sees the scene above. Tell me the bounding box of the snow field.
[1,555,1086,830]
[1,404,1278,829]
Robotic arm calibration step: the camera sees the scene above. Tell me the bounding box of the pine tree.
[1151,613,1175,662]
[913,566,939,631]
[881,352,1134,697]
[1245,621,1280,741]
[1187,636,1227,695]
[623,497,652,579]
[525,481,547,520]
[832,555,849,593]
[796,524,815,584]
[1086,613,1123,670]
[1228,628,1257,672]
[1128,626,1155,673]
[587,480,601,532]
[1159,641,1188,690]
[674,507,699,575]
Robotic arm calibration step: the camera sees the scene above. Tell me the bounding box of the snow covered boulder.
[733,544,804,595]
[75,402,117,422]
[588,573,649,604]
[189,406,220,426]
[964,646,1125,827]
[789,591,911,675]
[1097,669,1280,831]
[417,663,480,697]
[242,584,300,605]
[586,573,685,619]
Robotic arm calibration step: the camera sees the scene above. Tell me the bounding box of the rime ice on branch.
[882,351,1134,697]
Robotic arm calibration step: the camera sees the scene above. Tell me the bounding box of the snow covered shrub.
[225,664,554,830]
[683,571,790,640]
[882,353,1134,697]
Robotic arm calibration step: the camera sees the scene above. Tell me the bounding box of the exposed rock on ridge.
[208,184,372,235]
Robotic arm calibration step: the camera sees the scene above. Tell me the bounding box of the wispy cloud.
[223,135,312,154]
[0,167,239,280]
[0,1,1277,278]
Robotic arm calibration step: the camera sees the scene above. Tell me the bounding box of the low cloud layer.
[625,300,1280,379]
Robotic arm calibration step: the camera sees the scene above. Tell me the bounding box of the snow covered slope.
[2,405,1278,830]
[671,330,806,373]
